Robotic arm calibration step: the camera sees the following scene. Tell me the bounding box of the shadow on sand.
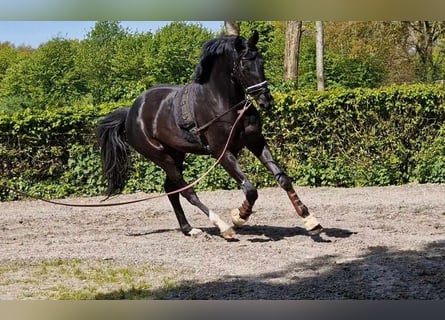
[97,222,443,299]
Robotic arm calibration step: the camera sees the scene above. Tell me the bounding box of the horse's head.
[233,31,274,110]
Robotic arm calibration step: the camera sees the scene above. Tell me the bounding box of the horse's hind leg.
[164,178,201,237]
[161,159,236,240]
[248,137,324,235]
[179,186,236,240]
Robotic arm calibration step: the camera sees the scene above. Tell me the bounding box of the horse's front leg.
[248,137,324,235]
[219,151,258,227]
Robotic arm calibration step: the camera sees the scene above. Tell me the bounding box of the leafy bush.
[265,84,445,187]
[412,124,445,183]
[1,84,444,201]
[0,102,121,200]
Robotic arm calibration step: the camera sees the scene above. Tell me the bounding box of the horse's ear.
[248,30,259,47]
[234,36,244,52]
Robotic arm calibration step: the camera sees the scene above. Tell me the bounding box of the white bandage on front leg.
[231,208,249,227]
[303,213,320,231]
[209,210,231,233]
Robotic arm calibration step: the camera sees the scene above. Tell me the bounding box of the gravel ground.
[0,183,444,299]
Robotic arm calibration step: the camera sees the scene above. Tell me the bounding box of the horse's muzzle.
[245,81,274,110]
[257,90,274,110]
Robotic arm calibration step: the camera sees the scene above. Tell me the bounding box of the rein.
[0,96,257,208]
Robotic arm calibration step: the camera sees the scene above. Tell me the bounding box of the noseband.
[245,80,268,97]
[231,51,270,100]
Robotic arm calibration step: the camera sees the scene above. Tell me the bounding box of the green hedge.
[0,102,120,200]
[1,84,444,201]
[261,84,445,187]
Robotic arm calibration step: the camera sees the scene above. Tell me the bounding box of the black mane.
[193,35,241,84]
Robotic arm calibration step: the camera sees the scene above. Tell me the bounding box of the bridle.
[231,49,270,100]
[245,80,269,97]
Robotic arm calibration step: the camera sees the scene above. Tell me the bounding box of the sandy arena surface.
[0,183,444,299]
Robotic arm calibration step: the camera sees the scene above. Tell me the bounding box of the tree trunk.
[284,21,303,87]
[224,21,240,36]
[316,21,325,91]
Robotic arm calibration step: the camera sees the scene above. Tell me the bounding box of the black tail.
[98,107,131,197]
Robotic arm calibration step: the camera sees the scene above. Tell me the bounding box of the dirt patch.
[1,183,444,299]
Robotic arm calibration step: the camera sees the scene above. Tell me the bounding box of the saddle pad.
[173,84,197,130]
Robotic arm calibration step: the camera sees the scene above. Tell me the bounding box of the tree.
[0,43,35,112]
[323,21,401,87]
[315,21,325,91]
[110,31,153,101]
[239,21,285,87]
[0,54,42,111]
[404,21,445,82]
[0,38,83,110]
[0,43,27,82]
[283,21,303,88]
[35,38,85,107]
[144,22,214,85]
[74,21,129,104]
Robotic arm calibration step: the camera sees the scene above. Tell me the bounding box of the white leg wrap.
[209,210,231,233]
[303,213,320,231]
[188,228,203,237]
[231,208,249,227]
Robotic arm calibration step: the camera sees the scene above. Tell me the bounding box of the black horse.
[98,31,323,240]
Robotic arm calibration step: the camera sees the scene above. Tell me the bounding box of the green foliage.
[61,144,104,196]
[110,32,153,101]
[239,21,285,86]
[124,153,165,193]
[0,38,85,111]
[266,84,445,187]
[144,22,214,84]
[1,84,444,201]
[325,54,385,89]
[298,33,385,90]
[412,124,445,183]
[0,42,31,82]
[74,21,131,104]
[183,154,237,191]
[0,21,215,112]
[0,52,45,111]
[0,102,122,200]
[1,21,444,200]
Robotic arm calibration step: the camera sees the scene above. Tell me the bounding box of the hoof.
[303,213,321,231]
[307,224,324,236]
[221,227,237,241]
[187,228,203,237]
[231,208,249,228]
